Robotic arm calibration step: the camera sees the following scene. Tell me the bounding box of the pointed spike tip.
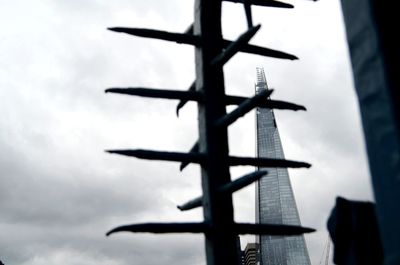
[105,88,123,93]
[305,227,316,233]
[105,227,119,236]
[105,88,115,93]
[258,170,268,176]
[248,24,261,37]
[108,27,126,33]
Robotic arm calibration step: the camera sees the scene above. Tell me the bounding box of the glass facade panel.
[255,68,311,265]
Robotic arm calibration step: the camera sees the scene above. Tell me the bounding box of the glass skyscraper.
[255,68,311,265]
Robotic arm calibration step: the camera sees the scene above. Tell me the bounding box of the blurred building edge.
[0,260,4,265]
[340,1,400,264]
[327,197,383,265]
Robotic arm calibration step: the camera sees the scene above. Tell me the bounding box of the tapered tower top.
[255,67,269,92]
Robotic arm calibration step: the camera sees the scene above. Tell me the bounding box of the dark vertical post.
[194,0,239,264]
[341,1,400,264]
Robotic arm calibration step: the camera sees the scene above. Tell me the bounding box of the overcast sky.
[0,0,374,264]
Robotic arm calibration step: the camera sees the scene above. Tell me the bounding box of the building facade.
[255,68,311,265]
[243,243,260,265]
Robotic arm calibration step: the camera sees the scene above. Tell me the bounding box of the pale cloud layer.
[0,1,373,265]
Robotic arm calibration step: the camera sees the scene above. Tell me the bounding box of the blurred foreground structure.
[340,0,400,264]
[327,197,383,265]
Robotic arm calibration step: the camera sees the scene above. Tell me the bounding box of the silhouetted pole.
[194,1,238,264]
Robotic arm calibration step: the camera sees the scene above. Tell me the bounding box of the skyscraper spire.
[255,68,311,265]
[256,67,268,90]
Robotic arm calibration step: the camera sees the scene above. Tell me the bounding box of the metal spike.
[180,142,199,171]
[177,197,202,211]
[215,89,273,128]
[224,0,294,8]
[178,170,267,211]
[108,27,296,60]
[244,0,253,28]
[263,99,307,111]
[233,223,315,235]
[106,222,210,236]
[220,170,267,193]
[184,24,194,34]
[105,88,202,101]
[106,149,205,164]
[225,95,307,111]
[176,81,196,116]
[106,149,309,168]
[227,40,298,60]
[105,87,305,111]
[106,222,315,236]
[229,156,311,168]
[211,25,260,67]
[108,27,200,46]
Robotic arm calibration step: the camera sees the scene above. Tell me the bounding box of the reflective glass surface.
[255,68,311,265]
